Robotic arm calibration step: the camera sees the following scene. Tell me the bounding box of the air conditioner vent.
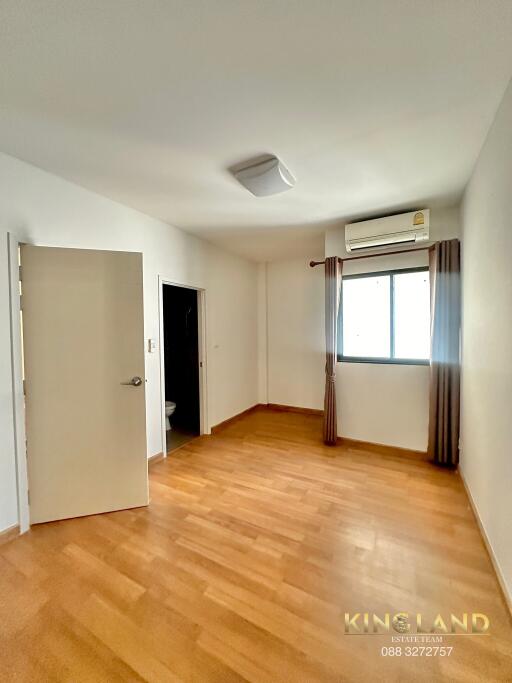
[345,210,430,253]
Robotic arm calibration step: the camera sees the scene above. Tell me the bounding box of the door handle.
[121,376,143,386]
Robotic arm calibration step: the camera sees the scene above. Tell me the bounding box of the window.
[338,267,430,364]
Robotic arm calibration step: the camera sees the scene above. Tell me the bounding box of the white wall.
[338,362,429,450]
[263,208,460,449]
[263,251,432,448]
[266,256,325,410]
[460,79,512,602]
[0,152,258,533]
[327,206,460,450]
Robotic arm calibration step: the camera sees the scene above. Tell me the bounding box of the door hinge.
[19,265,22,281]
[27,489,30,505]
[23,379,27,395]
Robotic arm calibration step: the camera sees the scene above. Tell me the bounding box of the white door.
[20,246,148,524]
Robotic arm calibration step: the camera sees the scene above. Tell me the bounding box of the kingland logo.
[344,612,490,635]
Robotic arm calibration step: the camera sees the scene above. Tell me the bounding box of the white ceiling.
[1,1,512,261]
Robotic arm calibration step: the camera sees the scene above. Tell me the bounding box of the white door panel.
[21,246,148,524]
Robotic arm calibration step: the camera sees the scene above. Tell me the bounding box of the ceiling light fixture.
[233,155,295,196]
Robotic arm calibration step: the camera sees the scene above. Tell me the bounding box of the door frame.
[158,276,208,456]
[7,233,30,533]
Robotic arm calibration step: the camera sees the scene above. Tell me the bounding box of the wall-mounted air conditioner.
[345,210,430,253]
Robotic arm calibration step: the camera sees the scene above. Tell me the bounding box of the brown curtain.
[323,256,342,445]
[428,239,461,467]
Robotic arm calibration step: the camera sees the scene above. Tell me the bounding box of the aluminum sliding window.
[337,267,430,365]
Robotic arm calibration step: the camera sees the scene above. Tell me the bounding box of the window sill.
[337,356,429,366]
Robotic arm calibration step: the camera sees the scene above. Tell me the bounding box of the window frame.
[337,266,430,366]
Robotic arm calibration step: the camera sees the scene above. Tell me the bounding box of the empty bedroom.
[0,1,511,681]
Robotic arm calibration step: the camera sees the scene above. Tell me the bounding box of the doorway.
[161,283,202,453]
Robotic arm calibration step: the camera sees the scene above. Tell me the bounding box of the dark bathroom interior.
[162,283,200,452]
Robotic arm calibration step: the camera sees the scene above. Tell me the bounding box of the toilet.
[165,401,176,431]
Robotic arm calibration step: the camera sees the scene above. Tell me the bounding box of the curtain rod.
[309,243,435,268]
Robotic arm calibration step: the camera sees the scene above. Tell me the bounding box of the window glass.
[394,271,430,359]
[339,268,430,363]
[342,275,390,357]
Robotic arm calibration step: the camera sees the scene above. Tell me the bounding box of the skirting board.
[211,403,323,434]
[338,436,429,461]
[148,451,164,467]
[211,404,262,434]
[210,404,426,463]
[267,403,324,417]
[459,468,512,618]
[0,524,20,547]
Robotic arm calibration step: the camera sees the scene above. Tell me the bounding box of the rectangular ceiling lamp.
[234,155,295,196]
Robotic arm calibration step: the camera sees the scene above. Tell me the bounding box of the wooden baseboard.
[211,402,323,434]
[267,403,324,417]
[210,406,425,467]
[338,436,429,460]
[148,451,164,467]
[211,404,263,434]
[459,468,512,619]
[0,524,20,546]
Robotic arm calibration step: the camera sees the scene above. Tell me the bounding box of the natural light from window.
[394,270,430,359]
[340,269,430,362]
[342,275,390,357]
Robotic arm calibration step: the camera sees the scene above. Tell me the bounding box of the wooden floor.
[0,409,510,682]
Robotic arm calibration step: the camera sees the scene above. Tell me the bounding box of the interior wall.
[460,77,512,602]
[266,256,325,410]
[327,205,460,450]
[263,208,460,448]
[0,151,258,534]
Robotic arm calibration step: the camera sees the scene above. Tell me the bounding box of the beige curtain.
[428,239,461,466]
[323,256,342,445]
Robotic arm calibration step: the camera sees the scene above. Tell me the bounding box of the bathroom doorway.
[160,282,204,453]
